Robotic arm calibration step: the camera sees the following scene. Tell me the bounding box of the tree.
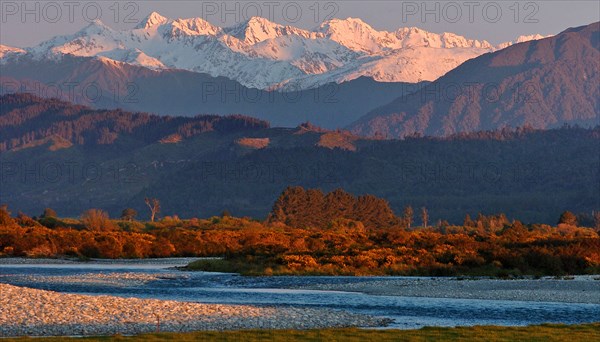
[145,198,161,222]
[270,187,399,229]
[41,208,57,218]
[81,209,115,231]
[421,207,428,228]
[323,188,354,227]
[558,211,577,226]
[464,214,475,228]
[403,206,413,229]
[120,208,137,221]
[0,205,14,226]
[353,195,398,229]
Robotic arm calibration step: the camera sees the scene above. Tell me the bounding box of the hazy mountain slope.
[0,55,424,128]
[349,22,600,138]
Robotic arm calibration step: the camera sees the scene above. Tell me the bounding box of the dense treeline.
[1,189,599,276]
[0,93,269,151]
[148,125,599,223]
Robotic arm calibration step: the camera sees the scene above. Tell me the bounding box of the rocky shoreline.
[0,283,390,337]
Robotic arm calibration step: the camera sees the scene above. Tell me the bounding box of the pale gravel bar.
[295,276,600,304]
[0,284,390,337]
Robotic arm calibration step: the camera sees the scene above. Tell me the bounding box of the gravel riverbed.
[0,283,390,337]
[11,272,188,287]
[294,276,600,304]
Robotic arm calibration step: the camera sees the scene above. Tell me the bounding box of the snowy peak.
[80,19,114,35]
[394,27,493,49]
[0,45,26,62]
[169,17,221,36]
[0,45,26,55]
[515,34,547,43]
[225,16,313,44]
[438,32,493,49]
[136,11,169,29]
[496,34,550,49]
[98,48,165,69]
[320,19,495,53]
[319,17,392,53]
[225,17,279,44]
[319,17,376,34]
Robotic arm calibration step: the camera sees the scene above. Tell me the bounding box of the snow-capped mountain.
[495,34,550,49]
[3,12,548,90]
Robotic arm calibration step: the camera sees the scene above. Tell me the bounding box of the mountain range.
[1,12,546,90]
[349,22,600,138]
[1,16,596,137]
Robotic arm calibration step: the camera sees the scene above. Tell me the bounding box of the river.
[1,258,598,329]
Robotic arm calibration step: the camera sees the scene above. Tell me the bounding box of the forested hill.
[0,93,269,151]
[1,94,598,224]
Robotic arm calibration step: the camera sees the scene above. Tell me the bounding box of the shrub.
[81,209,117,232]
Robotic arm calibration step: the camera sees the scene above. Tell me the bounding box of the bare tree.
[145,198,160,222]
[403,206,413,229]
[421,207,428,228]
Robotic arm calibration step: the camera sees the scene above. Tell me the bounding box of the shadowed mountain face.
[1,94,598,224]
[349,22,600,138]
[0,55,423,129]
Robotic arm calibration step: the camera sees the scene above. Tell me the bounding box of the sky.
[1,1,599,47]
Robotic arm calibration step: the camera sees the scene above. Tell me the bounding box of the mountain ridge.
[348,22,600,138]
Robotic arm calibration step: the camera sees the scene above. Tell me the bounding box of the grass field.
[5,324,600,342]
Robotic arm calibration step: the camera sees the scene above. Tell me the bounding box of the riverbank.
[3,324,600,341]
[0,284,390,337]
[182,256,600,277]
[0,257,197,265]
